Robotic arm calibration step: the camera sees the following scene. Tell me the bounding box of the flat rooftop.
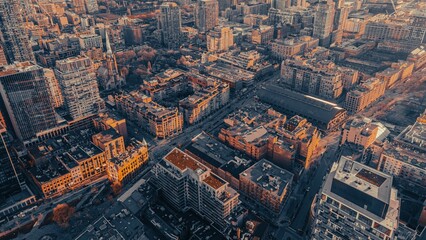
[240,159,293,197]
[164,148,208,174]
[322,156,393,220]
[203,174,226,190]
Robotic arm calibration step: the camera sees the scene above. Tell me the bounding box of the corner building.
[152,148,239,230]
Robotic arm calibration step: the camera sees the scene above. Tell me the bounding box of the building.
[341,116,379,148]
[345,78,386,113]
[239,159,293,214]
[407,46,426,70]
[185,132,252,190]
[123,25,144,46]
[28,132,107,197]
[375,61,414,88]
[92,128,126,160]
[0,62,57,142]
[152,148,239,230]
[158,2,182,49]
[93,113,128,139]
[85,0,98,13]
[55,56,104,120]
[0,0,35,63]
[270,36,319,60]
[114,91,183,138]
[313,1,336,47]
[97,31,125,90]
[43,68,64,109]
[78,34,102,50]
[207,26,234,52]
[311,156,401,239]
[107,139,148,183]
[0,46,7,67]
[257,84,347,130]
[251,25,273,45]
[179,81,230,125]
[281,58,343,100]
[378,111,426,188]
[195,0,219,32]
[218,103,320,169]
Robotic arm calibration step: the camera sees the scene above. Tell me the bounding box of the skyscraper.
[313,0,335,47]
[0,0,35,63]
[195,0,219,33]
[158,2,182,49]
[311,156,401,239]
[55,56,104,120]
[0,62,57,141]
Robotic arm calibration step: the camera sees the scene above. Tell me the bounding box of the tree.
[52,203,75,228]
[111,181,122,196]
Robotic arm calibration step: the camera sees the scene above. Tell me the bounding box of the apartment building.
[114,90,183,138]
[93,113,128,139]
[311,156,401,240]
[55,56,104,120]
[345,78,386,113]
[219,103,320,169]
[375,61,414,88]
[281,58,343,100]
[78,34,102,50]
[107,139,148,183]
[251,25,273,45]
[341,116,379,148]
[179,81,230,125]
[207,26,234,52]
[92,128,126,160]
[239,159,293,214]
[152,148,239,230]
[407,46,426,70]
[270,36,319,60]
[28,132,107,197]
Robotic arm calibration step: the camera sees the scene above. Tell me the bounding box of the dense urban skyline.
[0,0,425,239]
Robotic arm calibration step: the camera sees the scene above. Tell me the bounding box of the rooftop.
[240,159,293,197]
[164,148,208,174]
[322,156,395,222]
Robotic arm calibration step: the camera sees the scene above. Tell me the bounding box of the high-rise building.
[311,156,401,239]
[0,62,57,141]
[152,148,239,230]
[195,0,219,32]
[206,26,234,52]
[158,2,182,49]
[313,1,335,47]
[43,68,64,109]
[0,0,35,63]
[55,56,104,120]
[0,46,7,67]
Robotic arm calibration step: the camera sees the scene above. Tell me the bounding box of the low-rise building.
[258,84,347,130]
[115,91,183,138]
[107,139,148,183]
[179,81,230,125]
[219,103,320,169]
[251,25,273,45]
[152,148,239,230]
[141,69,190,101]
[270,36,319,60]
[341,116,379,148]
[93,113,128,139]
[92,128,126,160]
[207,26,234,52]
[375,61,414,88]
[407,46,426,70]
[345,78,386,113]
[239,159,293,214]
[28,132,107,197]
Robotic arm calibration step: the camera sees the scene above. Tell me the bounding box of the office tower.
[311,156,401,239]
[158,2,182,49]
[0,111,22,200]
[195,0,219,32]
[0,62,57,141]
[153,148,239,229]
[313,1,335,47]
[0,0,35,63]
[55,56,104,120]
